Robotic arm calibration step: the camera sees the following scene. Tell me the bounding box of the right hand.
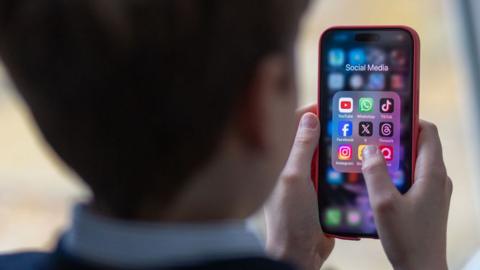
[361,120,452,270]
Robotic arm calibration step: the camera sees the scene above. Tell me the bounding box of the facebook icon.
[338,121,352,137]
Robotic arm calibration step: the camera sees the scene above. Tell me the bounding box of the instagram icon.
[337,145,352,161]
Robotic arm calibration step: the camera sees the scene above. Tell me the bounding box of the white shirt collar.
[63,204,265,268]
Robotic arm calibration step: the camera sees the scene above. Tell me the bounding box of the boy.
[0,0,451,269]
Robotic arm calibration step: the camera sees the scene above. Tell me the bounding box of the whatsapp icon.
[359,97,374,113]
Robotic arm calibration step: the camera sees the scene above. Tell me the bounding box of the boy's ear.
[235,55,290,150]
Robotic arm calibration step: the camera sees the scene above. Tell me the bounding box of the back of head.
[0,0,308,218]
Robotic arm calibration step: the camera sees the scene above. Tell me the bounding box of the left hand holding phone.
[264,105,334,270]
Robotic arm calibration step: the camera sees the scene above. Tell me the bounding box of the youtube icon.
[339,97,353,113]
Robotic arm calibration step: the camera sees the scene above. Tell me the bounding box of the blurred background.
[0,0,479,269]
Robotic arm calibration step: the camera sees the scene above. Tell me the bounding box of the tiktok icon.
[380,98,394,113]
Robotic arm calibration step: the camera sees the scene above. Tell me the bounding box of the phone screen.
[318,28,415,237]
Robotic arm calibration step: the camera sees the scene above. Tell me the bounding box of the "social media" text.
[345,64,390,72]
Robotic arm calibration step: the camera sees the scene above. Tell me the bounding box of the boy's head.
[0,0,309,219]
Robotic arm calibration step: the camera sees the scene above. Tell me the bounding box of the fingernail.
[363,145,377,159]
[300,113,318,129]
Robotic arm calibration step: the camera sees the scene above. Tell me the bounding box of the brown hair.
[0,0,308,218]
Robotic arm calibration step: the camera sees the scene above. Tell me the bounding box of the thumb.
[361,145,400,211]
[283,113,320,178]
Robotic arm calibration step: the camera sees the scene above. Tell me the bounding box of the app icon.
[368,73,385,90]
[390,49,407,67]
[338,97,353,113]
[338,145,353,161]
[359,97,374,113]
[333,33,348,42]
[380,98,394,113]
[328,73,345,90]
[392,170,405,188]
[379,145,394,161]
[349,48,366,65]
[359,121,373,137]
[349,74,363,90]
[357,144,366,160]
[338,121,353,137]
[395,33,406,42]
[367,48,386,65]
[346,210,362,226]
[380,122,394,137]
[347,173,359,183]
[391,74,404,90]
[327,168,344,185]
[329,49,345,67]
[325,208,342,227]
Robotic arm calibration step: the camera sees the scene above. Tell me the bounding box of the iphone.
[316,26,420,239]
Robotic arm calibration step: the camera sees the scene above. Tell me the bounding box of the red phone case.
[313,25,420,240]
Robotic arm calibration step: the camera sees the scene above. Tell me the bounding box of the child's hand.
[264,105,334,270]
[361,120,452,270]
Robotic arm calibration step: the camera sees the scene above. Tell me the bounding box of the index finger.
[296,103,317,123]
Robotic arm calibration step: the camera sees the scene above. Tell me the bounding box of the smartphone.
[316,26,420,239]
